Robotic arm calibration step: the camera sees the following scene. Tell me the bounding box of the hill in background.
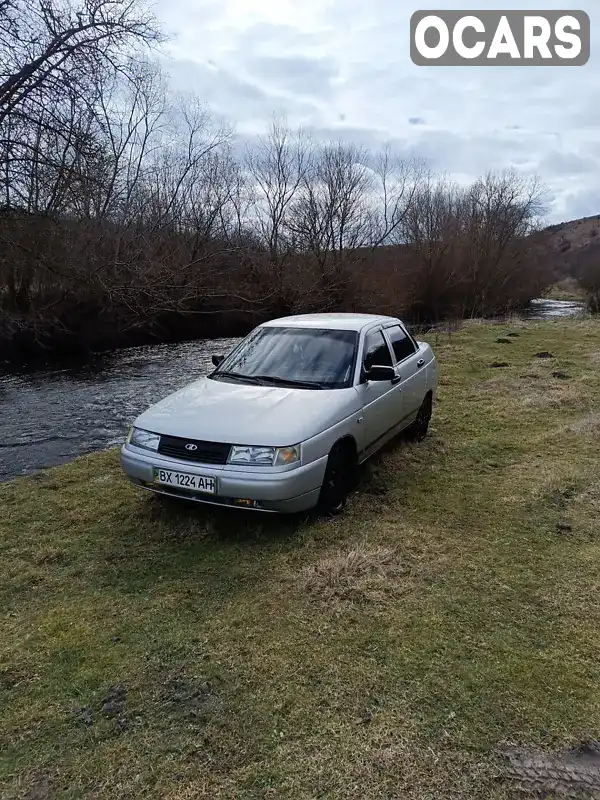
[540,214,600,285]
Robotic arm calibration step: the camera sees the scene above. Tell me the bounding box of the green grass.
[2,317,600,799]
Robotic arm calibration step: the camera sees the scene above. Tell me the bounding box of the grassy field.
[2,317,600,799]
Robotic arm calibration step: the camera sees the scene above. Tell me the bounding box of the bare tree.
[371,147,426,246]
[244,118,312,311]
[460,171,545,316]
[0,0,161,126]
[246,118,312,257]
[400,170,548,321]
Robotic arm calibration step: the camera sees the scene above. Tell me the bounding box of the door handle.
[417,359,425,369]
[391,375,401,385]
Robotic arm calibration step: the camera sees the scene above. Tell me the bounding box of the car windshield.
[211,327,358,389]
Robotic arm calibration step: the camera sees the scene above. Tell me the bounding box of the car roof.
[259,313,400,332]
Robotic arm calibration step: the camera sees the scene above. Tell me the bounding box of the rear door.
[356,326,402,455]
[383,323,427,422]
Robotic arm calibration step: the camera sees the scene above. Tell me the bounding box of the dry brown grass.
[476,369,592,411]
[300,542,403,608]
[569,412,600,436]
[587,350,600,364]
[519,383,593,411]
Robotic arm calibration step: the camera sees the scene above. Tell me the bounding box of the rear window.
[386,325,417,362]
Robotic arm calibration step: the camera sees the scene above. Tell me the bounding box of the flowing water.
[0,301,585,482]
[524,298,586,319]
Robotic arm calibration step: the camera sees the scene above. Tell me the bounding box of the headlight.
[128,427,160,452]
[228,445,301,467]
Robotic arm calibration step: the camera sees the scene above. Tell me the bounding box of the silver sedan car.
[120,313,437,514]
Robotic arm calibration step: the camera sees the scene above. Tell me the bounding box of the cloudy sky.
[154,0,599,223]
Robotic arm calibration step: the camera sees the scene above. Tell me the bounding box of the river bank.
[0,296,585,370]
[0,301,587,482]
[0,306,258,368]
[2,317,600,799]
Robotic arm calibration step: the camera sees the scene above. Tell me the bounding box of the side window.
[363,329,393,369]
[386,325,417,363]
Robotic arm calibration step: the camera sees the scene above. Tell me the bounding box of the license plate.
[152,468,216,494]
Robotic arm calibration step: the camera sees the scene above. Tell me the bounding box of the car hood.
[134,377,361,446]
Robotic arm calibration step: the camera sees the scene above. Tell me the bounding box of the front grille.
[157,435,231,465]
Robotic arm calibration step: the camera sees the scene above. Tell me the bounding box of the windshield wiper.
[252,374,329,390]
[211,371,263,385]
[212,371,330,389]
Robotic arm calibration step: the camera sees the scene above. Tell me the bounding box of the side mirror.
[212,354,225,367]
[365,364,396,382]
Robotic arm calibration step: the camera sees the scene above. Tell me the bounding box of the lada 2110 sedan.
[121,313,438,514]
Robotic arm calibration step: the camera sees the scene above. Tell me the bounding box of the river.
[0,300,585,482]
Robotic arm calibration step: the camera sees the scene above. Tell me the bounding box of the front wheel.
[406,395,433,442]
[317,442,356,516]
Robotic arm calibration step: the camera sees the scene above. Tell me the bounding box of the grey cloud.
[300,125,405,154]
[165,58,266,108]
[540,151,599,176]
[571,103,600,130]
[161,0,223,37]
[552,188,600,222]
[163,57,320,123]
[236,22,324,51]
[409,129,536,175]
[248,55,338,98]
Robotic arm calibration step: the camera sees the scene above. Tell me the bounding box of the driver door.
[356,327,401,457]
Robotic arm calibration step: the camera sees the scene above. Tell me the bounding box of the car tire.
[317,441,356,516]
[406,394,433,442]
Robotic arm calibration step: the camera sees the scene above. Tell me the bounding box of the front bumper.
[120,445,328,514]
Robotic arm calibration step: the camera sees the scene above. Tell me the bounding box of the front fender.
[301,402,364,464]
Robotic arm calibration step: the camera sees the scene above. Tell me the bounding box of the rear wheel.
[317,441,356,516]
[406,394,433,442]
